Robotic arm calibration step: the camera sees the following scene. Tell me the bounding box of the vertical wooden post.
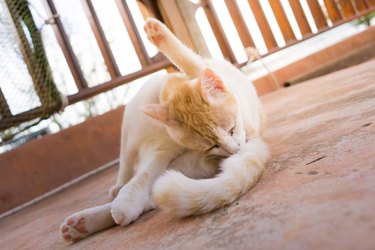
[367,0,375,7]
[0,89,12,119]
[43,0,88,90]
[115,0,150,67]
[323,0,342,23]
[268,0,296,43]
[248,0,278,50]
[156,0,196,51]
[338,0,356,18]
[201,0,237,62]
[224,0,255,48]
[306,0,328,30]
[288,0,312,36]
[175,0,211,57]
[353,0,369,11]
[81,0,120,78]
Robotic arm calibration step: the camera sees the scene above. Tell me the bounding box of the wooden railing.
[2,0,373,139]
[42,0,171,105]
[161,0,375,66]
[38,0,375,104]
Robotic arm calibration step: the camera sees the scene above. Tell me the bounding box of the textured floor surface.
[1,60,374,250]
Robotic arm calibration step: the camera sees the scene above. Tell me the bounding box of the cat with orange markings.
[60,18,269,242]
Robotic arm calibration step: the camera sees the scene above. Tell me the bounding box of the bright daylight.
[0,0,374,249]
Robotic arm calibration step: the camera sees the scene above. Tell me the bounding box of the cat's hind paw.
[144,18,166,47]
[60,216,89,243]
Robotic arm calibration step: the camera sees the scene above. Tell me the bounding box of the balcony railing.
[42,0,171,105]
[160,0,375,66]
[1,0,374,140]
[46,0,375,104]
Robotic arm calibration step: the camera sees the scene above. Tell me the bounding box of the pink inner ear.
[201,68,225,92]
[139,104,168,123]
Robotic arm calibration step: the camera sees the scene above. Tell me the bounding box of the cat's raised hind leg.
[60,203,114,242]
[144,18,205,78]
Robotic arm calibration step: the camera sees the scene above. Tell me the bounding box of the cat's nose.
[223,144,239,155]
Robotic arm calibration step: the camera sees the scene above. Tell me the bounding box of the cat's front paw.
[110,193,147,226]
[144,18,167,47]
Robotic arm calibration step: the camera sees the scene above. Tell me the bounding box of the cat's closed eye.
[206,144,220,152]
[229,126,235,136]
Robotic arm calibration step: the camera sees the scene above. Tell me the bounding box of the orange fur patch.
[163,77,219,144]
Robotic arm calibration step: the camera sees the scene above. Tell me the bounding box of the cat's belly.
[168,151,221,179]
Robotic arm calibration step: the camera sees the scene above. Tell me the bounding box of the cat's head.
[141,69,245,156]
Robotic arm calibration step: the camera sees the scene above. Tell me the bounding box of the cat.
[59,18,269,242]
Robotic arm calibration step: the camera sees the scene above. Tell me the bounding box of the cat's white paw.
[110,192,147,226]
[109,184,123,200]
[60,215,89,242]
[144,18,167,46]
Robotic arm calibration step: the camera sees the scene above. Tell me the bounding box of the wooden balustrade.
[43,0,88,91]
[339,0,356,18]
[161,0,374,65]
[36,0,375,104]
[248,0,278,50]
[288,0,312,36]
[2,0,374,136]
[354,0,369,12]
[202,0,237,62]
[269,0,296,43]
[306,0,328,30]
[81,0,121,78]
[323,0,342,23]
[41,0,170,105]
[224,0,255,49]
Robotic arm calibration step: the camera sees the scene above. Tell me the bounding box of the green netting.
[0,0,63,143]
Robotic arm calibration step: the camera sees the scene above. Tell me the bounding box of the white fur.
[153,137,269,217]
[60,18,269,243]
[111,18,266,223]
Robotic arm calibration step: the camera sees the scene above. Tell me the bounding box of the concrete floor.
[1,60,374,249]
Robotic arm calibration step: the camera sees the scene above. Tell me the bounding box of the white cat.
[60,18,269,242]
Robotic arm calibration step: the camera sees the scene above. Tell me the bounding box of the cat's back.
[122,73,184,137]
[126,73,184,111]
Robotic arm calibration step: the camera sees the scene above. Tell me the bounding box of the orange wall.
[0,106,124,213]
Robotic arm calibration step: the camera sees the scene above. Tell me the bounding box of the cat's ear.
[139,104,180,127]
[199,68,227,104]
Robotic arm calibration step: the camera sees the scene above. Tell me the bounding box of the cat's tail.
[152,137,269,217]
